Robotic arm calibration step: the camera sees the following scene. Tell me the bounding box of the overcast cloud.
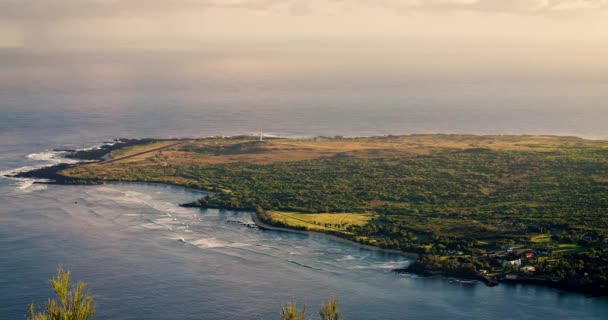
[0,0,607,20]
[0,0,607,49]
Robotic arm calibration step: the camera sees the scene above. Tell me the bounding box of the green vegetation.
[265,211,373,233]
[28,268,96,320]
[280,298,342,320]
[60,135,608,294]
[280,302,306,320]
[319,297,343,320]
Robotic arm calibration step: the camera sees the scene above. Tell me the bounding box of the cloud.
[2,0,607,49]
[368,0,608,12]
[0,0,606,21]
[551,0,608,10]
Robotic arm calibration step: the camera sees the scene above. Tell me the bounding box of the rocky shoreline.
[7,139,161,183]
[397,260,607,296]
[251,210,603,296]
[12,163,101,185]
[59,138,162,161]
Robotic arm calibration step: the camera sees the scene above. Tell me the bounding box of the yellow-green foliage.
[531,234,552,243]
[552,244,580,254]
[28,267,96,320]
[267,211,373,232]
[280,302,306,320]
[319,297,342,320]
[280,298,343,320]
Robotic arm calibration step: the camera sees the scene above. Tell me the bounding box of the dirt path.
[101,142,184,164]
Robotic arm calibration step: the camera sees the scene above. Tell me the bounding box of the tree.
[319,297,342,320]
[280,302,306,320]
[28,267,96,320]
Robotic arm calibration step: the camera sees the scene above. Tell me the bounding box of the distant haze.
[1,1,607,75]
[1,1,607,140]
[1,1,608,50]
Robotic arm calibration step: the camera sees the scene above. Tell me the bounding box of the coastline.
[6,155,416,260]
[6,135,607,297]
[17,164,606,296]
[250,211,419,259]
[250,212,581,294]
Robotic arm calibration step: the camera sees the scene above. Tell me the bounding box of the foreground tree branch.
[28,267,96,320]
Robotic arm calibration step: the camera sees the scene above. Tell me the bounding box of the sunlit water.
[1,50,608,319]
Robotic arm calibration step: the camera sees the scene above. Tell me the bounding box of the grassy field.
[530,234,552,243]
[64,134,608,178]
[265,211,374,232]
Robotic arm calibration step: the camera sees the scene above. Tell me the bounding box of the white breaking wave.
[175,235,252,250]
[0,164,48,178]
[1,147,95,191]
[350,260,411,271]
[85,186,205,243]
[115,189,198,220]
[26,151,79,164]
[16,179,47,191]
[77,141,117,152]
[377,261,411,270]
[189,237,225,248]
[0,150,76,177]
[336,254,357,261]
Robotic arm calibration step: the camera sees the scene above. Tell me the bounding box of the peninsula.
[23,135,608,295]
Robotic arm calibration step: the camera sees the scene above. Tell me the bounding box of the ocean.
[1,49,607,319]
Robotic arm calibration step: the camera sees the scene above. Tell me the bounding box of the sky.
[0,0,607,48]
[0,0,607,83]
[1,1,607,139]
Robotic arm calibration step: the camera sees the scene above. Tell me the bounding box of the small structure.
[523,252,535,259]
[503,259,522,268]
[521,266,536,273]
[505,274,519,280]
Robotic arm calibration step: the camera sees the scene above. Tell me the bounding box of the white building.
[503,259,522,268]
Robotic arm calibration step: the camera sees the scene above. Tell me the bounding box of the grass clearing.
[553,244,580,254]
[531,234,552,243]
[266,211,373,232]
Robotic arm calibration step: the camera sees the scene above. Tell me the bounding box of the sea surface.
[1,49,608,319]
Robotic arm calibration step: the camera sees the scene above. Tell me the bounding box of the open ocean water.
[1,49,608,319]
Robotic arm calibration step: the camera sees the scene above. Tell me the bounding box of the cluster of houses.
[484,248,546,259]
[481,248,548,274]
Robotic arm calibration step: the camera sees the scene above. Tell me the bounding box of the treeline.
[187,148,608,221]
